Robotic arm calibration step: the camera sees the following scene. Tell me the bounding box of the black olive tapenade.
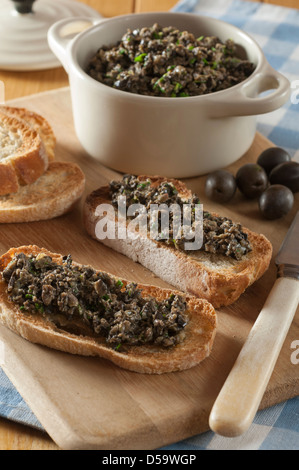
[86,23,255,97]
[110,174,252,261]
[2,252,188,351]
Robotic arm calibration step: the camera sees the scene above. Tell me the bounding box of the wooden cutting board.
[0,87,298,450]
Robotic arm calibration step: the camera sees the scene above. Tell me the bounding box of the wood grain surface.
[0,86,298,450]
[0,0,298,451]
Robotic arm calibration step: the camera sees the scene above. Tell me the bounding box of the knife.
[209,211,299,437]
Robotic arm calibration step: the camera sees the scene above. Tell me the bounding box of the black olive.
[205,170,237,202]
[259,185,294,219]
[236,163,268,199]
[269,161,299,193]
[257,147,291,174]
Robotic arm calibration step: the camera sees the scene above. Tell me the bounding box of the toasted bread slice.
[0,161,85,223]
[0,245,217,374]
[0,106,56,162]
[0,111,48,195]
[83,176,273,308]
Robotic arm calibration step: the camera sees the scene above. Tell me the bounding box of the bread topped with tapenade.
[83,175,273,308]
[0,245,217,374]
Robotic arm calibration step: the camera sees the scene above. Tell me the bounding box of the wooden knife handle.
[209,276,299,437]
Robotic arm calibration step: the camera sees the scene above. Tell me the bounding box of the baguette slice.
[0,106,56,162]
[0,245,217,374]
[0,161,85,223]
[0,111,48,195]
[83,175,273,308]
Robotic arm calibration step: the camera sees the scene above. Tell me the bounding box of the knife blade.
[209,212,299,437]
[276,211,299,279]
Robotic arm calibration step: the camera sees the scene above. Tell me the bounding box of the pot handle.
[47,16,104,74]
[205,63,290,118]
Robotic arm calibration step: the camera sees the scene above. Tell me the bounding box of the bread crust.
[0,106,56,162]
[0,111,48,195]
[83,176,273,308]
[0,245,217,374]
[0,159,19,195]
[0,161,85,223]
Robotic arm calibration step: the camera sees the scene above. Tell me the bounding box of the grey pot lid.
[0,0,103,71]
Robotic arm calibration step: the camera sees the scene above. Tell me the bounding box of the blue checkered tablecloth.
[0,0,298,451]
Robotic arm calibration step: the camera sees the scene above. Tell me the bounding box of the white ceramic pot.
[48,12,290,178]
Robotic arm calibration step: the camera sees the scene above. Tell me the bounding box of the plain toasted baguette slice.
[83,176,273,308]
[0,245,217,374]
[0,161,85,223]
[0,105,56,162]
[0,111,48,195]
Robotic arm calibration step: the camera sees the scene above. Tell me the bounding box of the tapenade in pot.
[48,12,290,177]
[86,23,255,98]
